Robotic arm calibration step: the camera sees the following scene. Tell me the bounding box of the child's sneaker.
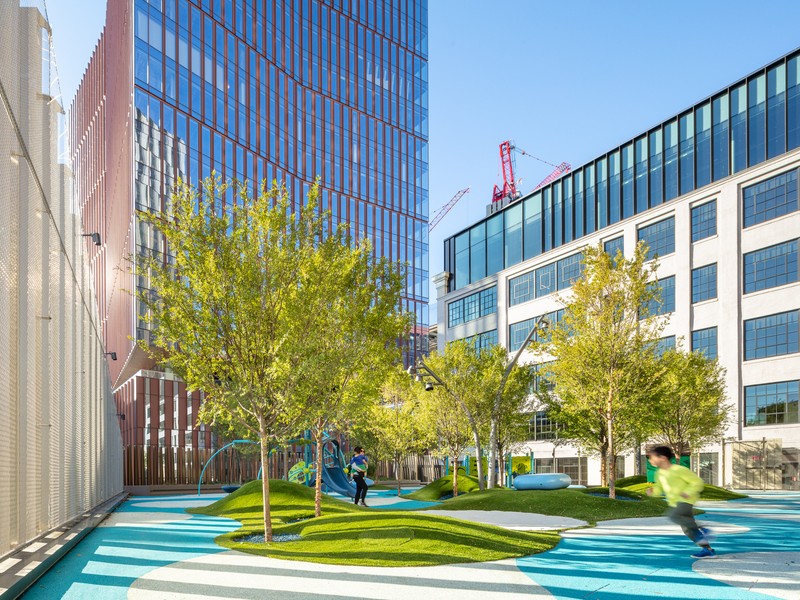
[691,547,717,559]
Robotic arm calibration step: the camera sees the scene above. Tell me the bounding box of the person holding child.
[349,446,369,507]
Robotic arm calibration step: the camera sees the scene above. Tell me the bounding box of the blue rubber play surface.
[20,490,800,599]
[517,493,800,599]
[22,496,239,600]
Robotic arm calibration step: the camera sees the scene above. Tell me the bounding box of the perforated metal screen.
[0,0,123,558]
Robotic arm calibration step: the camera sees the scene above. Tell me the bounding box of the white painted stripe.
[130,552,553,600]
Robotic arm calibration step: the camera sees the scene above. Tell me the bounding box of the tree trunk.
[452,454,459,497]
[607,391,616,500]
[488,418,498,489]
[314,428,324,518]
[395,454,402,496]
[259,430,272,542]
[471,430,485,490]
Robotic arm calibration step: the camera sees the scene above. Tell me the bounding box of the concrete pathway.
[20,490,800,599]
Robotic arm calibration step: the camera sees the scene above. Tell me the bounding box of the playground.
[19,484,800,599]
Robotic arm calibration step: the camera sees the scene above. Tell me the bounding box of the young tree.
[534,243,667,498]
[355,366,428,496]
[286,231,410,517]
[486,343,539,489]
[416,375,472,497]
[650,349,730,457]
[136,177,346,540]
[419,340,510,490]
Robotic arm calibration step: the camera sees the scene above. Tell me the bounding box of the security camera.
[424,382,434,392]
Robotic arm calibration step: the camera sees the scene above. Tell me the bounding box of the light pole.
[407,358,487,489]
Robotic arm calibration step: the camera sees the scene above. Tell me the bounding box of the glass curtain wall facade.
[72,0,428,478]
[445,48,800,292]
[132,0,429,348]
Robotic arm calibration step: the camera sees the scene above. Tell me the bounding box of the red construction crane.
[491,141,519,203]
[429,187,470,231]
[490,141,571,202]
[533,162,572,191]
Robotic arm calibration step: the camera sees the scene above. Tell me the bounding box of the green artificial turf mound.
[189,479,558,566]
[402,470,482,501]
[420,486,668,524]
[615,474,748,500]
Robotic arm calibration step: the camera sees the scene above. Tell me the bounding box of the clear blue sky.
[48,0,800,314]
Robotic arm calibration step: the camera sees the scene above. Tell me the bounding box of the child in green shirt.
[646,445,716,559]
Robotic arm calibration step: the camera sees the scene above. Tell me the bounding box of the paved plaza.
[18,490,800,599]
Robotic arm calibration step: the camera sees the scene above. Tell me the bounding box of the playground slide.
[320,459,358,498]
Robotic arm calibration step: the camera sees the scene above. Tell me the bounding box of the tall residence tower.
[71,0,429,483]
[436,49,800,490]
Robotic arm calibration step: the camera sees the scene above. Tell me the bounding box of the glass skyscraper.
[71,0,428,477]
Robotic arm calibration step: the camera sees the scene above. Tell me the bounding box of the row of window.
[745,380,799,426]
[508,306,796,361]
[446,46,800,293]
[508,252,584,306]
[529,378,799,436]
[447,286,496,327]
[452,162,799,298]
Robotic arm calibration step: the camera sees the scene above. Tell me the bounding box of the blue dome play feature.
[513,473,571,490]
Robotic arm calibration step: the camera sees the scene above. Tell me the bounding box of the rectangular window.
[731,84,748,173]
[655,335,676,357]
[509,317,539,352]
[509,313,561,352]
[638,216,675,260]
[745,381,799,426]
[664,120,678,201]
[767,64,787,159]
[557,253,583,291]
[695,103,711,188]
[744,310,799,360]
[447,286,497,327]
[486,213,504,276]
[459,329,498,353]
[604,236,624,260]
[644,276,676,317]
[679,112,695,195]
[749,74,767,166]
[635,136,648,213]
[528,411,558,441]
[712,94,730,182]
[744,240,799,293]
[535,262,556,298]
[692,326,718,360]
[505,203,523,268]
[743,169,799,227]
[509,270,535,307]
[691,200,717,242]
[692,263,717,303]
[454,231,469,289]
[649,129,663,205]
[469,223,486,283]
[789,55,800,151]
[523,194,542,260]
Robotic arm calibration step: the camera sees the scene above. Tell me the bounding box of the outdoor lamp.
[105,352,117,361]
[82,232,101,246]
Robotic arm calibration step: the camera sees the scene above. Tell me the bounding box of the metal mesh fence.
[0,0,123,557]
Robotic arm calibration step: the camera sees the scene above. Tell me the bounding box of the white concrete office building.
[435,49,800,490]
